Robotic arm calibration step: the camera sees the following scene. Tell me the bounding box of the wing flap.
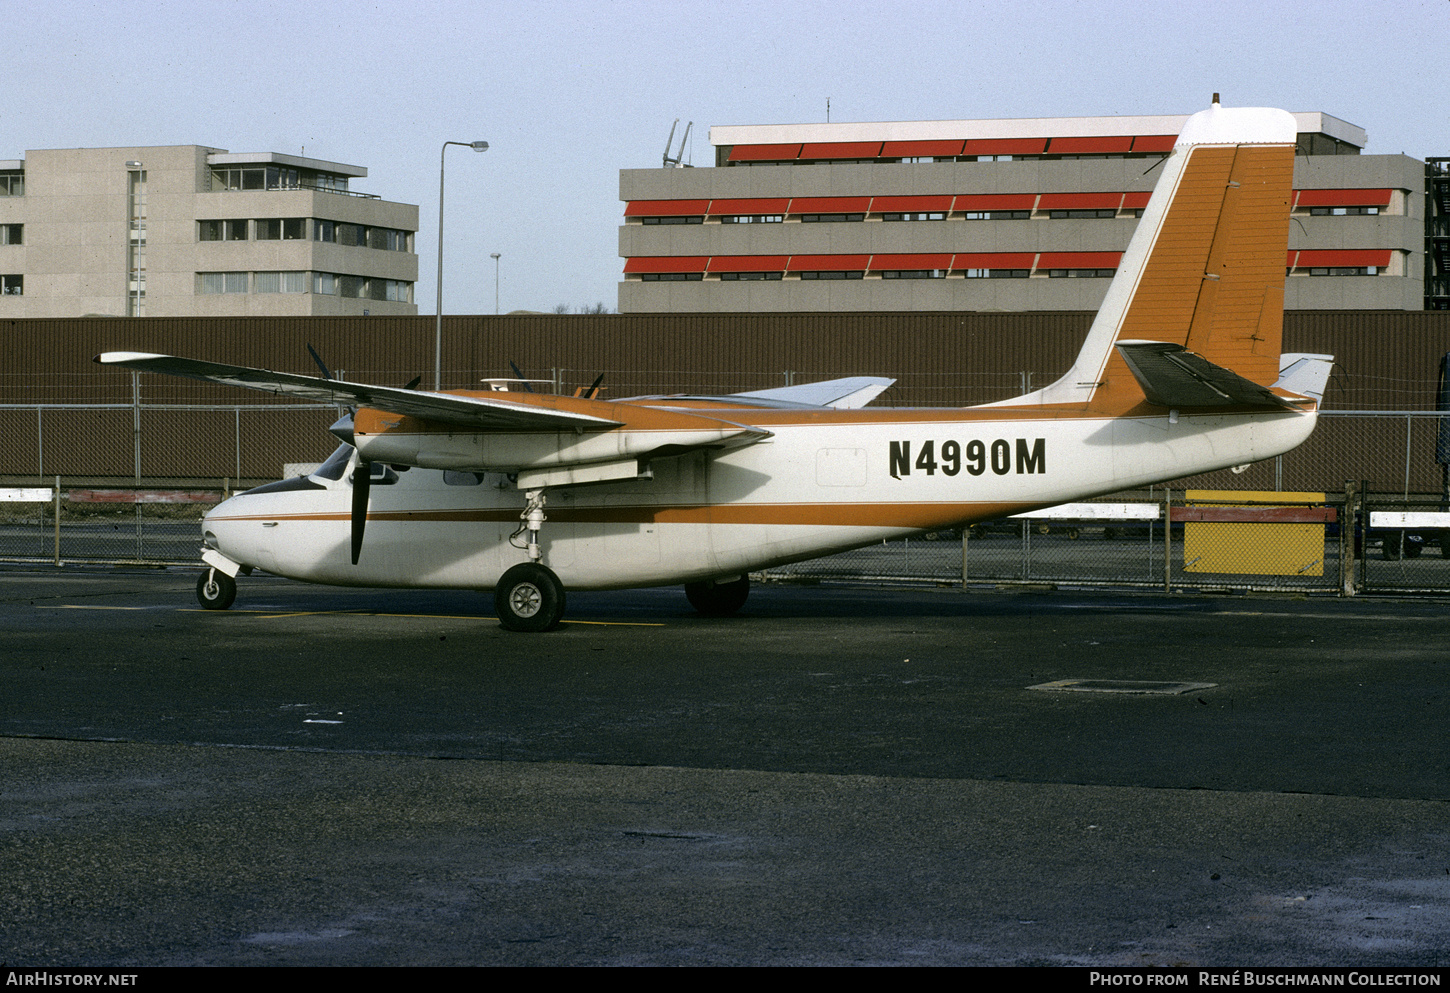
[95,352,623,431]
[1115,340,1306,410]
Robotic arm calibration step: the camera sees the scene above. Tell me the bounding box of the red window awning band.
[786,254,871,272]
[1038,192,1123,211]
[1131,135,1177,153]
[800,142,883,159]
[786,197,872,214]
[952,253,1036,269]
[870,195,954,213]
[1047,136,1135,155]
[960,138,1046,156]
[706,256,790,273]
[882,140,965,158]
[623,199,710,217]
[1294,188,1392,207]
[1121,192,1152,210]
[1289,249,1392,268]
[1036,252,1123,268]
[726,144,802,162]
[868,254,954,271]
[623,257,709,274]
[953,193,1037,211]
[706,198,791,215]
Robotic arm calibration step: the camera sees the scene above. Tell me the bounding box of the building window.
[1,274,21,294]
[198,272,248,294]
[313,220,336,243]
[719,215,782,224]
[641,216,704,225]
[1047,268,1116,278]
[254,271,308,293]
[880,270,945,279]
[199,220,248,241]
[959,269,1030,279]
[798,271,864,280]
[256,218,306,240]
[717,272,782,281]
[962,211,1030,220]
[799,214,865,223]
[0,224,20,245]
[337,224,366,247]
[225,220,248,240]
[313,272,337,295]
[1299,266,1378,276]
[640,272,704,281]
[339,275,365,298]
[367,227,410,251]
[0,172,22,196]
[1310,206,1380,216]
[881,212,946,222]
[1048,209,1118,219]
[199,220,222,241]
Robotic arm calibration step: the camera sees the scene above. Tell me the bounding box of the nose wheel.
[494,563,565,632]
[196,568,237,610]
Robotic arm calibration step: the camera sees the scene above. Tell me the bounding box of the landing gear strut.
[494,562,566,632]
[684,575,750,617]
[196,568,237,610]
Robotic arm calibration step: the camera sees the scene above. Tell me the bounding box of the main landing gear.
[494,562,566,632]
[684,575,750,617]
[196,568,237,610]
[496,490,566,631]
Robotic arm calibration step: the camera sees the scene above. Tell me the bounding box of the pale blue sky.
[10,0,1444,314]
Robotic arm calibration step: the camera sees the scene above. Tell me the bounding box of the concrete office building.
[0,145,418,318]
[619,111,1425,313]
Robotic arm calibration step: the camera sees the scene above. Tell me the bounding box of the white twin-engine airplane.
[100,102,1332,632]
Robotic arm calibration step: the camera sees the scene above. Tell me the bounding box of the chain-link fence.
[4,399,1450,596]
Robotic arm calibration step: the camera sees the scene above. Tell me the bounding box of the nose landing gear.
[196,568,237,610]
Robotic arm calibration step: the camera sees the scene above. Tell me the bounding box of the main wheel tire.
[684,576,750,617]
[494,563,565,632]
[196,568,237,610]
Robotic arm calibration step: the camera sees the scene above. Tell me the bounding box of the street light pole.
[491,252,501,315]
[435,139,489,391]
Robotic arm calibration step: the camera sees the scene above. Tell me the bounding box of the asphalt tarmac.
[2,567,1448,966]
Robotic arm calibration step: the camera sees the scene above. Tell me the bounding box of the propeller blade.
[351,462,371,565]
[403,375,422,391]
[306,343,333,380]
[586,373,605,400]
[508,361,535,392]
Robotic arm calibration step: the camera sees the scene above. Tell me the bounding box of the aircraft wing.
[732,376,894,409]
[1114,341,1309,410]
[94,352,624,431]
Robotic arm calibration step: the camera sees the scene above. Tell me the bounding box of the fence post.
[53,475,60,566]
[1164,489,1172,593]
[960,526,968,587]
[1340,480,1358,597]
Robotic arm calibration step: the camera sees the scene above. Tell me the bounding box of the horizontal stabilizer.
[94,352,623,431]
[1115,340,1306,410]
[733,376,894,409]
[1274,353,1334,404]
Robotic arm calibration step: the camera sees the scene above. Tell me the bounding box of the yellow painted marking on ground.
[562,619,666,627]
[57,604,145,610]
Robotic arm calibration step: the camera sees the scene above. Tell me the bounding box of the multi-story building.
[619,111,1425,313]
[0,145,418,318]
